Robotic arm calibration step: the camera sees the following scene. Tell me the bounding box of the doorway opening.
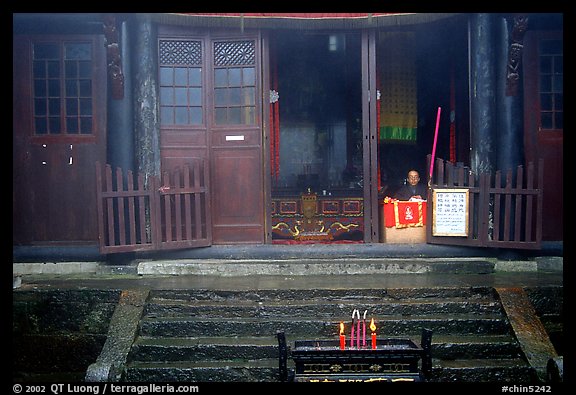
[269,31,364,243]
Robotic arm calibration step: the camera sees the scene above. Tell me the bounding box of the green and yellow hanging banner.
[379,32,418,143]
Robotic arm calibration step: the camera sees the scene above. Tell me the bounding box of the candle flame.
[340,322,344,335]
[370,317,376,332]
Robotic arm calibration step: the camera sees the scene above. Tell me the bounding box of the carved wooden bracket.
[506,14,528,96]
[103,14,125,100]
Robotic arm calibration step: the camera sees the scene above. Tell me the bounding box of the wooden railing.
[96,161,211,254]
[427,158,543,249]
[96,157,543,253]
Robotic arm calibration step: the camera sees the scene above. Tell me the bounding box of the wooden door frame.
[264,30,379,244]
[261,31,273,244]
[157,27,266,245]
[207,31,265,244]
[362,29,380,243]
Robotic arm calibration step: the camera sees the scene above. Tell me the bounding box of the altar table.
[277,329,433,382]
[379,200,427,243]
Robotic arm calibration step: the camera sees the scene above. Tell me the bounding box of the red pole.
[429,107,442,185]
[449,63,456,163]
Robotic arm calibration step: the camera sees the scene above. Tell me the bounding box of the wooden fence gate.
[96,161,211,254]
[96,157,543,254]
[427,158,543,250]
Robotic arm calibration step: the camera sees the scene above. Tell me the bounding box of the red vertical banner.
[269,97,276,180]
[274,94,280,180]
[269,42,280,182]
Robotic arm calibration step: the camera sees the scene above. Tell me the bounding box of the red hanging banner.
[269,42,280,182]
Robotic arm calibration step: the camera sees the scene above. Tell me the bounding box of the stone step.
[123,359,280,382]
[129,336,280,362]
[143,288,504,322]
[138,315,511,338]
[431,358,533,382]
[121,284,553,383]
[428,334,523,360]
[144,298,502,318]
[136,258,499,276]
[128,334,522,363]
[123,357,532,383]
[147,287,498,302]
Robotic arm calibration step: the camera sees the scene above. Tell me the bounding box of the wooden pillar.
[133,16,161,182]
[469,13,496,176]
[107,18,135,173]
[496,14,526,176]
[495,14,528,252]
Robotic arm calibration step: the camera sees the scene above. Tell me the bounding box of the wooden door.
[159,30,264,244]
[158,35,213,247]
[523,30,563,241]
[209,35,264,243]
[13,35,106,244]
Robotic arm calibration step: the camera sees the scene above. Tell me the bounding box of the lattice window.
[159,39,204,125]
[214,41,255,66]
[538,38,563,130]
[213,40,256,125]
[32,41,94,135]
[159,40,202,66]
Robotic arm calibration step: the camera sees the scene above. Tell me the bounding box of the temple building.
[13,13,563,256]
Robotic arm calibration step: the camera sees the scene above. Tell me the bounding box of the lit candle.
[339,322,345,350]
[370,317,377,350]
[362,310,367,348]
[355,310,360,349]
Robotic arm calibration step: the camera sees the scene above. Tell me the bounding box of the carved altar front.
[272,190,364,242]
